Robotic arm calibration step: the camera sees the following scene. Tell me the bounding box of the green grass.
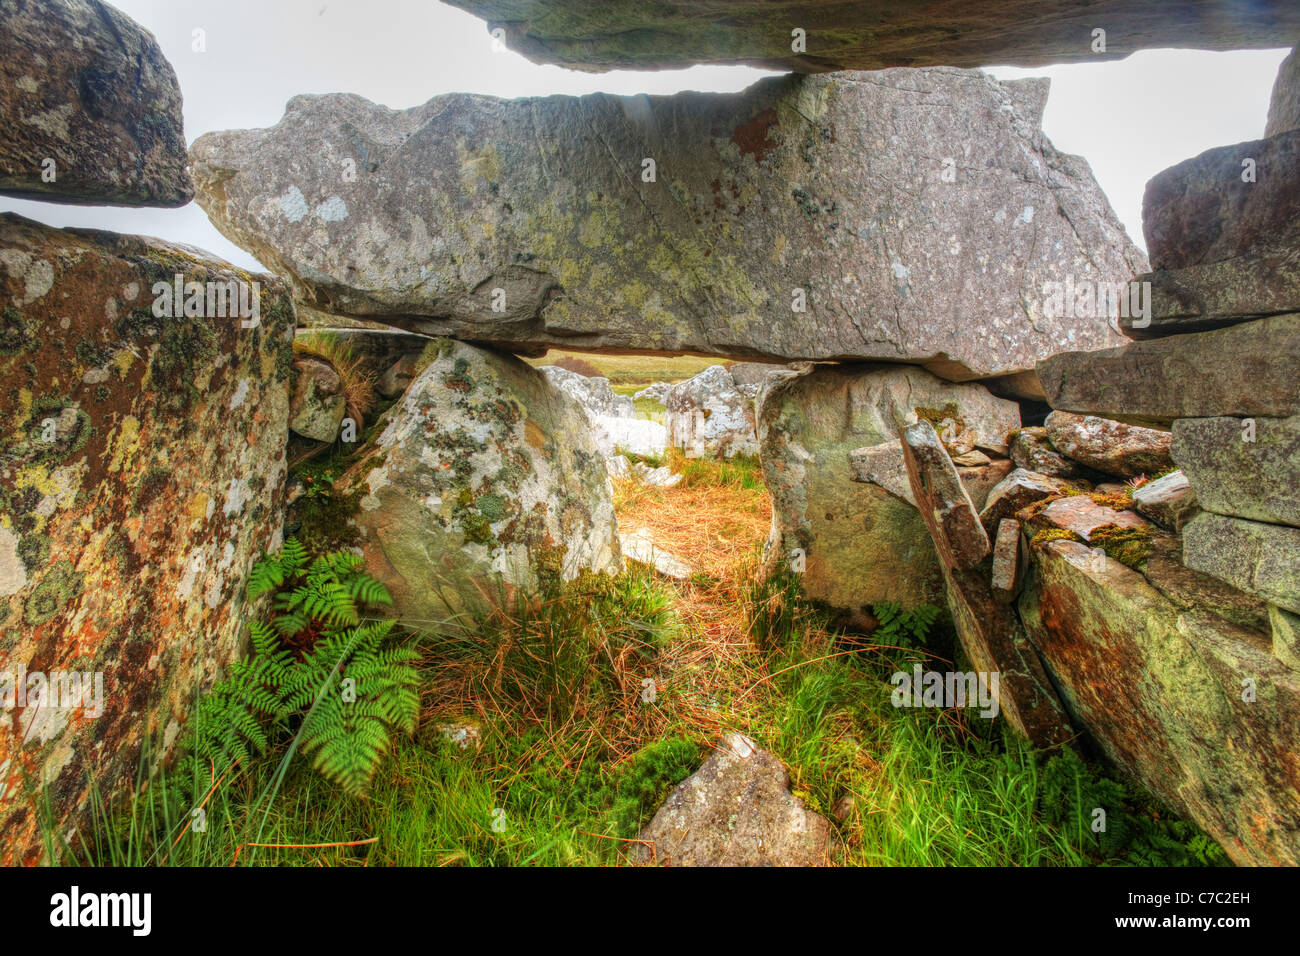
[57,458,1229,868]
[610,383,667,420]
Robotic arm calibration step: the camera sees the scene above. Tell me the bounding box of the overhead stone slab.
[1020,537,1300,866]
[1172,416,1300,528]
[0,0,193,206]
[190,68,1142,376]
[445,1,1300,74]
[0,213,294,863]
[1036,313,1300,427]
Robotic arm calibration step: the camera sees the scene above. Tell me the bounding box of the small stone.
[979,468,1070,534]
[1131,470,1200,532]
[1010,427,1089,478]
[991,519,1023,603]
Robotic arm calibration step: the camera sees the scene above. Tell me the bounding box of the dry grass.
[524,350,724,385]
[293,331,379,424]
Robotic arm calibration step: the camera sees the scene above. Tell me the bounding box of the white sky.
[0,0,1288,272]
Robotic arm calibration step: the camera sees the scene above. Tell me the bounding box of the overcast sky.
[0,0,1288,272]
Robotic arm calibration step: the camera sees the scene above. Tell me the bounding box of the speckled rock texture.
[537,364,634,419]
[0,213,294,864]
[445,1,1300,74]
[1266,46,1300,137]
[1043,411,1173,478]
[1172,416,1300,528]
[190,68,1143,377]
[0,0,193,206]
[757,362,1019,623]
[664,365,758,459]
[1021,536,1300,866]
[633,733,832,866]
[336,339,621,623]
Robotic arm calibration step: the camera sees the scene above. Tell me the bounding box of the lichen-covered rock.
[0,0,193,206]
[445,1,1300,73]
[1184,513,1300,615]
[0,213,294,864]
[1044,411,1173,478]
[899,421,989,571]
[664,365,758,459]
[1131,470,1200,532]
[1009,427,1091,478]
[632,733,832,867]
[1266,46,1300,138]
[758,363,1019,620]
[538,365,634,419]
[1172,415,1300,527]
[1020,536,1300,866]
[190,68,1142,377]
[336,339,621,622]
[592,416,666,459]
[289,357,346,442]
[1036,314,1300,427]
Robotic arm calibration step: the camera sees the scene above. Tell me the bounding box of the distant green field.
[523,350,723,385]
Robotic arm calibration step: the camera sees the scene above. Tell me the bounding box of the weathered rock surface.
[849,440,1009,509]
[633,734,832,866]
[1272,604,1300,669]
[190,68,1142,376]
[1172,416,1300,528]
[0,213,294,863]
[1266,46,1300,138]
[899,423,1073,747]
[289,357,346,442]
[1036,313,1300,427]
[0,0,193,206]
[1044,411,1173,478]
[664,365,758,459]
[445,1,1300,74]
[538,364,634,419]
[900,421,989,571]
[1131,470,1199,532]
[1020,537,1300,866]
[991,518,1024,603]
[1009,427,1090,478]
[758,363,1018,618]
[336,339,621,622]
[978,468,1071,535]
[1029,496,1151,542]
[621,529,692,580]
[1184,513,1300,615]
[593,416,667,459]
[1126,131,1300,336]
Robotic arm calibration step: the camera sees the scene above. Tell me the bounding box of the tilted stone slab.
[1036,313,1300,427]
[1131,469,1200,532]
[0,0,192,206]
[445,1,1300,74]
[0,213,294,863]
[190,68,1142,376]
[1184,513,1300,614]
[900,420,990,571]
[1021,537,1300,866]
[1172,415,1300,528]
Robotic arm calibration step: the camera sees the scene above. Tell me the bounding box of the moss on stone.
[1089,523,1155,569]
[1031,527,1085,548]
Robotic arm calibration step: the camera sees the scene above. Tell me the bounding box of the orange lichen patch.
[732,108,779,163]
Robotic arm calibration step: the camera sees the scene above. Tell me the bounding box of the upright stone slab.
[758,363,1018,621]
[1266,46,1300,138]
[899,421,990,571]
[0,0,193,206]
[191,68,1143,376]
[1172,416,1300,528]
[0,213,294,863]
[337,339,622,624]
[1184,513,1300,615]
